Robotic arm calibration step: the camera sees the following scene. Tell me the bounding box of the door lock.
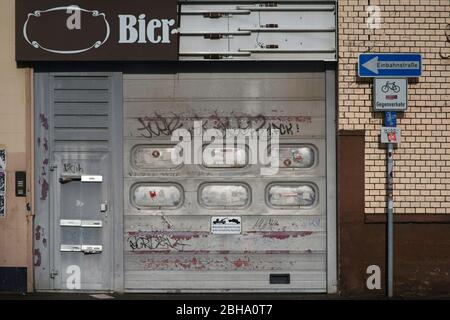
[100,202,108,213]
[50,269,59,279]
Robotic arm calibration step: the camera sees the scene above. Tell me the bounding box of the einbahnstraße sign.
[358,53,422,78]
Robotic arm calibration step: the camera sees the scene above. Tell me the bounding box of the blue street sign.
[359,53,422,78]
[384,111,397,127]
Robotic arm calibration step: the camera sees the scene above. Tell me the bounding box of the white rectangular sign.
[381,127,401,144]
[81,175,103,183]
[374,78,408,111]
[211,216,242,235]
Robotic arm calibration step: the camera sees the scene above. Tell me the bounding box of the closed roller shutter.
[123,67,328,292]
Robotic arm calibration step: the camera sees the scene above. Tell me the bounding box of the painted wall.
[339,131,450,297]
[0,0,33,292]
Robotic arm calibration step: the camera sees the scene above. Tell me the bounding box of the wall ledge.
[365,214,450,224]
[338,130,365,136]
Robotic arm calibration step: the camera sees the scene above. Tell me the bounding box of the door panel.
[34,72,119,292]
[53,152,111,290]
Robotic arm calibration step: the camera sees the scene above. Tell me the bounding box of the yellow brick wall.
[338,0,450,214]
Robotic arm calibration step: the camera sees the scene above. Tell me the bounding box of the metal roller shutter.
[123,67,328,292]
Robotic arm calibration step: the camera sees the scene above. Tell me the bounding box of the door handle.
[59,176,81,184]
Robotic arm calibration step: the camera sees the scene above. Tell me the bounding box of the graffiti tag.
[127,234,189,251]
[63,162,84,174]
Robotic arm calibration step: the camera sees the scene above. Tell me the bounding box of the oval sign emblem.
[23,6,110,54]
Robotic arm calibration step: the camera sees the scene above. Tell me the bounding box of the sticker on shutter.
[280,145,316,169]
[132,145,182,170]
[132,184,183,209]
[199,183,250,208]
[267,183,317,208]
[211,216,242,235]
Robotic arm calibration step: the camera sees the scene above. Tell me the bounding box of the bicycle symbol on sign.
[381,81,401,93]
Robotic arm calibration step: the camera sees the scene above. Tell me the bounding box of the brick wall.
[338,0,450,214]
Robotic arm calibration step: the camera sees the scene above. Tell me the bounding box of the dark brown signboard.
[16,0,178,61]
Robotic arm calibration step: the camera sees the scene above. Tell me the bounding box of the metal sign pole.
[387,142,394,298]
[362,53,418,297]
[380,98,401,299]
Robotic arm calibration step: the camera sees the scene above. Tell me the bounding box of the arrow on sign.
[362,56,420,75]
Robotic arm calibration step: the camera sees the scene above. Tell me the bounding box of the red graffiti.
[39,114,49,130]
[232,258,250,268]
[34,249,41,266]
[260,231,313,240]
[40,179,49,200]
[171,232,202,241]
[35,226,41,241]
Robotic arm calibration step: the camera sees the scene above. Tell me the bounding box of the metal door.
[52,153,111,290]
[123,66,332,292]
[34,73,120,292]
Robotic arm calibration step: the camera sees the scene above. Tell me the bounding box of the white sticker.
[211,216,242,235]
[81,175,103,183]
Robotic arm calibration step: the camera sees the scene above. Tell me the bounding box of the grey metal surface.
[179,1,337,61]
[325,64,337,294]
[34,72,52,290]
[123,68,329,292]
[34,73,118,292]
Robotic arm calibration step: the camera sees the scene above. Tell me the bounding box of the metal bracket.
[180,31,251,37]
[203,12,226,19]
[181,10,251,17]
[180,51,251,60]
[204,33,224,40]
[236,5,335,12]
